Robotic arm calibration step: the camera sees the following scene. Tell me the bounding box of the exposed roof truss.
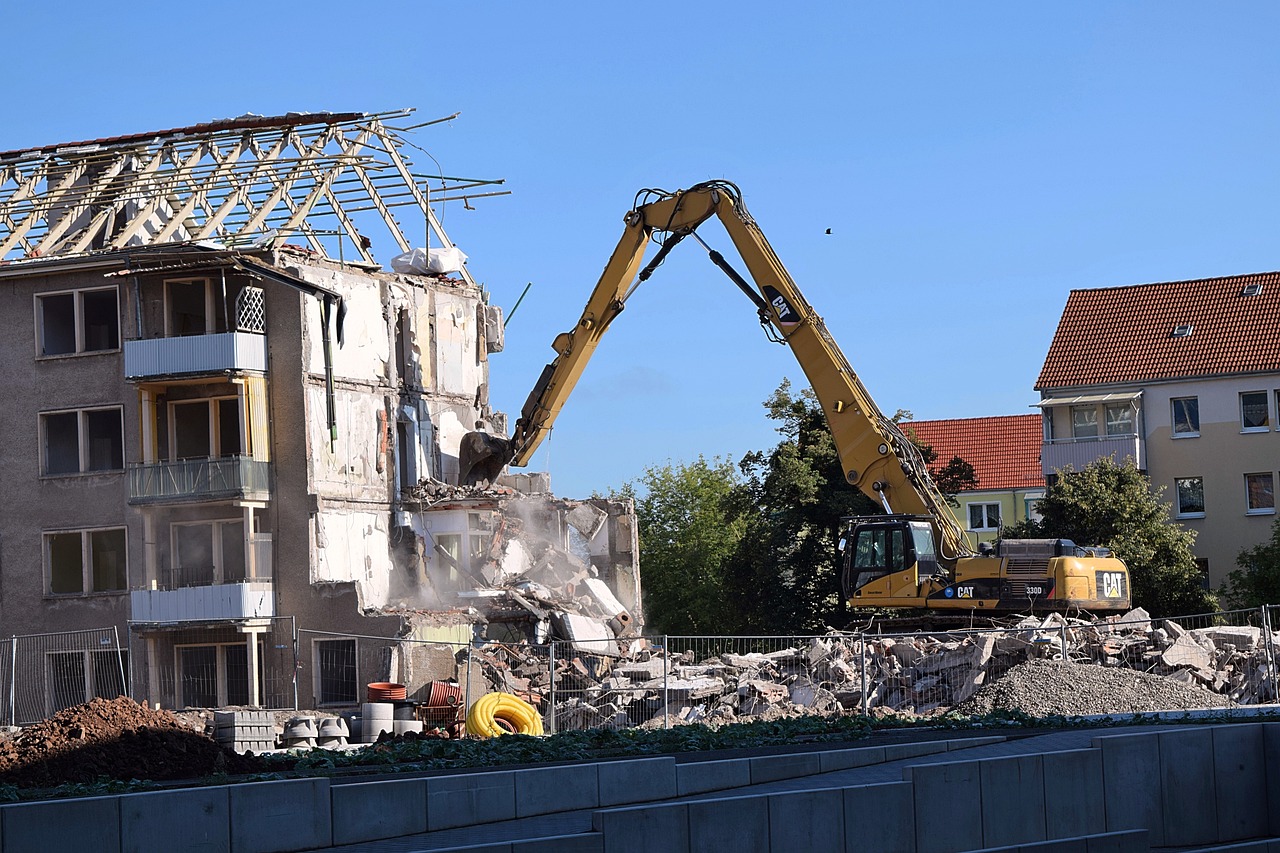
[0,109,504,276]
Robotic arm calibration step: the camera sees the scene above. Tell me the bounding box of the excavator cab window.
[909,521,938,579]
[848,524,907,590]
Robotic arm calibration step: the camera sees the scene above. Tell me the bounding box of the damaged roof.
[0,109,504,271]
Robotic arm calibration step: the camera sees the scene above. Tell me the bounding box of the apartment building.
[0,111,641,716]
[1036,271,1280,587]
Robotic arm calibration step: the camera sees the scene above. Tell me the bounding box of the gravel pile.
[957,660,1236,717]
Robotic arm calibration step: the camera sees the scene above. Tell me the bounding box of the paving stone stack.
[212,710,276,754]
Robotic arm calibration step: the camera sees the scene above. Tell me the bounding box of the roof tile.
[901,414,1043,491]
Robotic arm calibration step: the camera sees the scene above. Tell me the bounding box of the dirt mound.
[0,697,261,788]
[957,659,1236,717]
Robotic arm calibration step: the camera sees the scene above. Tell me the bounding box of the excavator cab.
[841,515,939,601]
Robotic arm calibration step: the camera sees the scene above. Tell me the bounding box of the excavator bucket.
[458,430,513,487]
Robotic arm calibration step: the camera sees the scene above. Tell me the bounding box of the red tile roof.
[1037,271,1280,389]
[901,414,1044,491]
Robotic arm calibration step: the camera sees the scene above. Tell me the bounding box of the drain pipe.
[321,296,337,449]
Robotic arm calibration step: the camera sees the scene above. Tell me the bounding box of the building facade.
[1036,271,1280,588]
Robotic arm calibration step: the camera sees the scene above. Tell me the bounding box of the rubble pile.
[473,608,1274,729]
[0,697,256,787]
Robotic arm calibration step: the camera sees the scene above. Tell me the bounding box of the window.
[1172,397,1199,437]
[165,277,250,336]
[171,520,245,587]
[1024,492,1045,523]
[1071,406,1098,439]
[1175,477,1205,518]
[41,407,123,475]
[36,287,119,356]
[315,639,358,705]
[169,398,242,460]
[1105,404,1134,436]
[1246,473,1275,514]
[967,503,1001,531]
[1241,391,1269,431]
[176,642,260,708]
[46,528,127,595]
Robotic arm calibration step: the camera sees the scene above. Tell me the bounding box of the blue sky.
[7,3,1280,497]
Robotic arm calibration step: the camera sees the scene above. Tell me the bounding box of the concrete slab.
[979,754,1046,849]
[594,802,689,853]
[843,782,914,853]
[820,745,885,772]
[427,771,516,831]
[597,757,676,807]
[1093,733,1163,845]
[949,736,1007,750]
[229,777,331,853]
[513,833,604,852]
[768,788,844,853]
[514,764,600,817]
[908,760,983,853]
[331,778,427,845]
[688,795,768,853]
[749,752,822,784]
[2,795,120,853]
[886,741,949,761]
[1265,723,1280,835]
[1083,829,1149,853]
[676,758,751,795]
[120,786,229,853]
[1041,749,1106,839]
[1211,724,1268,842]
[1158,727,1217,847]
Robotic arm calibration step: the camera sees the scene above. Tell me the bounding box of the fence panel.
[0,637,11,727]
[9,628,127,725]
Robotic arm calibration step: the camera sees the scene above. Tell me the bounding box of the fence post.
[548,641,556,736]
[115,626,128,700]
[290,617,299,711]
[663,635,670,730]
[860,634,869,716]
[1263,605,1278,703]
[8,636,16,726]
[464,643,473,738]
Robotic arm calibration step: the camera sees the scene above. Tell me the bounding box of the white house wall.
[313,509,393,608]
[306,385,389,499]
[432,290,484,396]
[295,265,392,383]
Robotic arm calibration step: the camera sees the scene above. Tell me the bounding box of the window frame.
[39,405,124,476]
[1245,472,1275,515]
[313,638,358,706]
[1240,391,1270,433]
[966,502,1002,532]
[44,526,129,597]
[34,285,121,358]
[1171,397,1200,438]
[167,395,243,461]
[173,641,261,708]
[169,519,246,587]
[1104,403,1135,437]
[1175,477,1206,519]
[1070,405,1099,439]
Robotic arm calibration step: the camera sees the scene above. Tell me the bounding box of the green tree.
[1003,458,1215,617]
[723,380,879,632]
[1220,517,1280,608]
[618,456,746,634]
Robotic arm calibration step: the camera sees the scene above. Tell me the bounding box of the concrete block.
[229,777,331,853]
[1158,727,1217,847]
[1211,724,1268,842]
[980,754,1046,849]
[121,786,229,853]
[427,771,516,831]
[1094,733,1163,845]
[331,778,427,845]
[908,760,984,853]
[844,782,915,853]
[1083,828,1149,853]
[886,741,949,761]
[1019,841,1089,853]
[594,802,688,853]
[1041,749,1106,839]
[820,745,886,772]
[948,736,1007,750]
[749,751,821,784]
[597,757,676,807]
[514,764,600,817]
[514,833,604,852]
[676,758,751,795]
[1265,723,1280,835]
[2,795,121,853]
[688,795,768,853]
[768,788,845,853]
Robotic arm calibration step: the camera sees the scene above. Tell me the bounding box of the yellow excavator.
[461,180,1131,613]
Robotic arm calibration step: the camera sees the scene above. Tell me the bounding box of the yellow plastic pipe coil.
[465,692,544,737]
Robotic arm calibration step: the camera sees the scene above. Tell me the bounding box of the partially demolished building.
[0,110,641,714]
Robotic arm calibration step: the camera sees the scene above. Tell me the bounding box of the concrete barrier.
[907,759,984,853]
[767,788,844,852]
[844,781,915,853]
[688,794,768,853]
[597,757,676,807]
[980,754,1047,849]
[1041,749,1106,839]
[1093,733,1164,845]
[228,777,331,853]
[1159,727,1218,847]
[121,786,229,853]
[676,758,752,795]
[1266,722,1280,836]
[749,751,821,784]
[2,794,120,853]
[512,833,605,852]
[1210,724,1268,842]
[593,801,688,853]
[820,745,886,771]
[427,770,516,831]
[513,763,600,817]
[330,777,427,845]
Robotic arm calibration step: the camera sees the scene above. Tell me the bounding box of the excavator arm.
[471,180,972,564]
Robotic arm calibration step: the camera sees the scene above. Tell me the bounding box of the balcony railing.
[128,456,271,504]
[1041,433,1144,476]
[124,331,266,379]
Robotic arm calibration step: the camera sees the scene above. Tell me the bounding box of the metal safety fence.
[0,627,128,726]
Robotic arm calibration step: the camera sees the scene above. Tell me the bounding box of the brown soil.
[0,697,263,788]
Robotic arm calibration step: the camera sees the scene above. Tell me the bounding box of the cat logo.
[762,286,799,325]
[1100,571,1125,599]
[956,586,975,599]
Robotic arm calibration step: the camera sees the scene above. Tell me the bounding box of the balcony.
[130,538,274,624]
[1042,434,1144,476]
[124,331,266,380]
[129,456,271,505]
